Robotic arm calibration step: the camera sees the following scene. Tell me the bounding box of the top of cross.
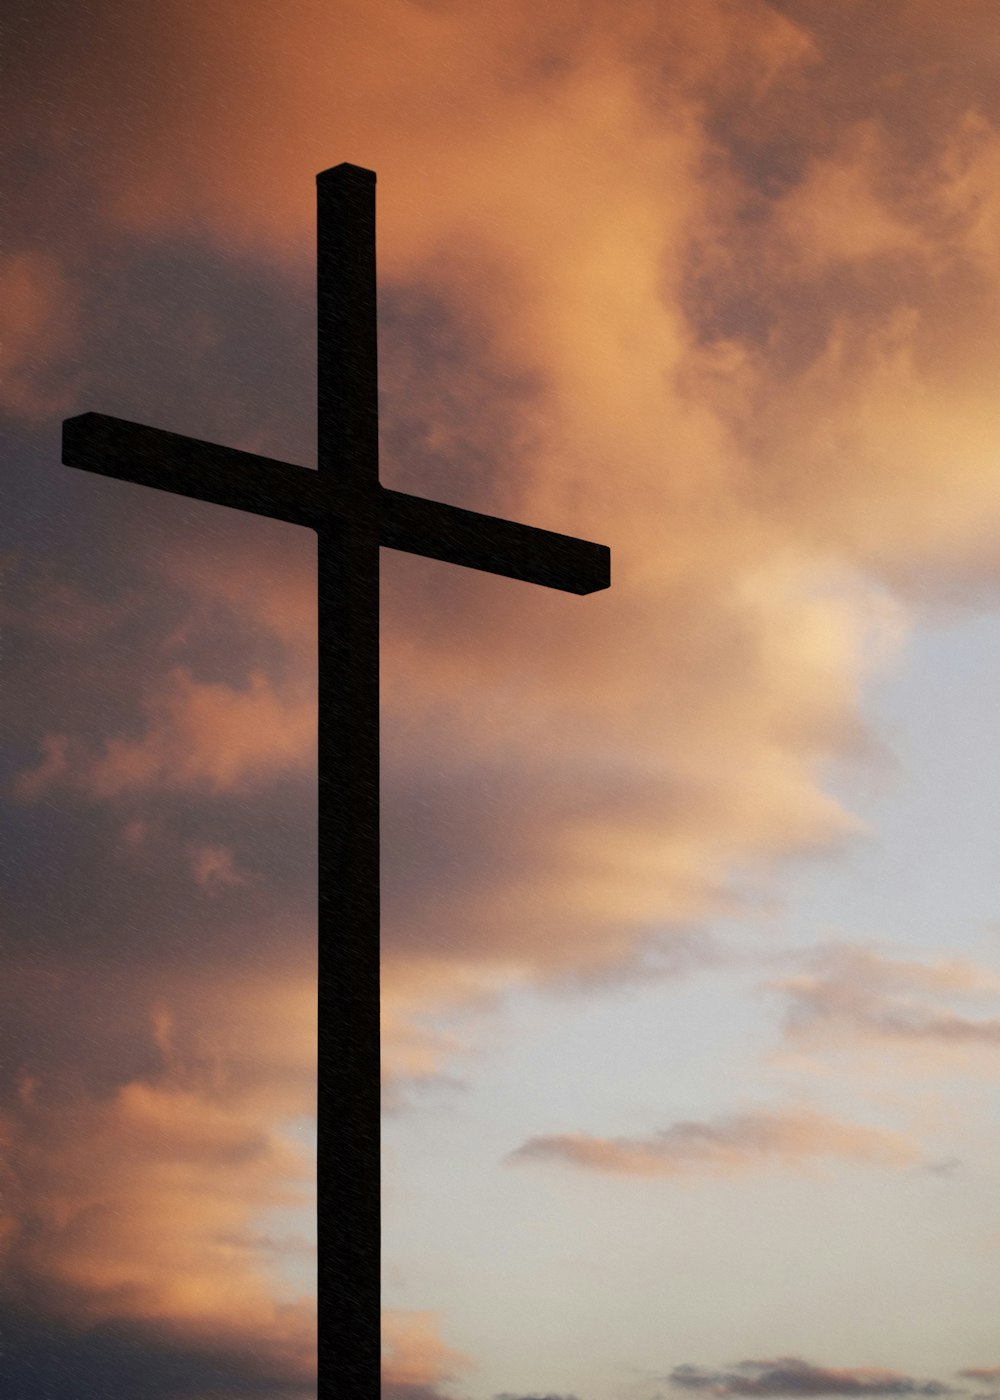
[62,164,610,595]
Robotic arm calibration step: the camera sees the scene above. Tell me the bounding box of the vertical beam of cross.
[317,164,382,1394]
[60,163,610,1397]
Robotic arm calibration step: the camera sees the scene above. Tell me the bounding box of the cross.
[61,163,610,1396]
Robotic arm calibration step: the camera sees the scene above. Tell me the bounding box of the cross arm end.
[379,488,610,595]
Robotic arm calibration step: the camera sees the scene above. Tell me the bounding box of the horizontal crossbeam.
[64,412,610,595]
[379,488,609,594]
[63,414,320,530]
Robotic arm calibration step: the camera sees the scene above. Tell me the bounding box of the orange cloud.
[382,1310,472,1399]
[0,960,316,1382]
[772,120,937,272]
[18,0,995,1093]
[15,664,316,797]
[508,1104,917,1177]
[35,0,808,274]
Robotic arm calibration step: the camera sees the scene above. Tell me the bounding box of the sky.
[6,1,1000,1397]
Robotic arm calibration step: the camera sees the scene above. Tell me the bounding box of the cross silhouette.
[62,163,610,1395]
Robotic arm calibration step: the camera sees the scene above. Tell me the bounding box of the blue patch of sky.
[772,609,1000,963]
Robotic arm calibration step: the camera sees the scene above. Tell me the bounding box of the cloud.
[381,1310,472,1400]
[769,946,1000,1071]
[7,0,921,1068]
[774,123,934,271]
[508,1105,917,1177]
[0,961,316,1391]
[0,0,813,271]
[383,1388,461,1400]
[0,1305,315,1400]
[19,666,315,800]
[669,1360,958,1398]
[15,665,316,798]
[188,842,251,892]
[0,252,81,418]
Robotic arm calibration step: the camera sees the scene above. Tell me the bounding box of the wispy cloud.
[769,946,1000,1069]
[508,1105,917,1177]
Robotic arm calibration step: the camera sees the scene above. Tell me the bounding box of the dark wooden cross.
[62,163,610,1395]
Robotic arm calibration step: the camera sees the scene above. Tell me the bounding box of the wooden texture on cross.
[61,163,610,1397]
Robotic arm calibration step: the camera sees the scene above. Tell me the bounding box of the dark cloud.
[670,1360,959,1398]
[0,1305,314,1400]
[379,280,546,511]
[494,1393,582,1399]
[382,1386,459,1400]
